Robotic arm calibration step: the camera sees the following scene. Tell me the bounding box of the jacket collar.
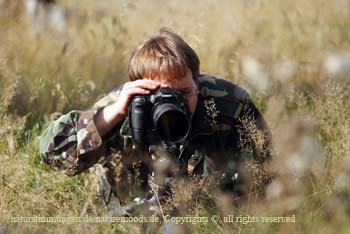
[190,94,213,136]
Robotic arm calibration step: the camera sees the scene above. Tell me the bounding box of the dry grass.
[1,0,350,233]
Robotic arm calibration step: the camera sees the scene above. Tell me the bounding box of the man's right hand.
[94,79,160,137]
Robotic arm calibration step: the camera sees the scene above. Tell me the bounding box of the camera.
[128,87,192,146]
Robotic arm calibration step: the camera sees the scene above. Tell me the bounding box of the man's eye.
[181,91,191,95]
[180,89,198,97]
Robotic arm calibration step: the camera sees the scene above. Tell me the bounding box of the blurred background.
[0,0,349,233]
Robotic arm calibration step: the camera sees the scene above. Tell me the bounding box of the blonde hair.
[128,28,200,81]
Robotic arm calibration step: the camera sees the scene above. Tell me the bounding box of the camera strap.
[187,149,205,175]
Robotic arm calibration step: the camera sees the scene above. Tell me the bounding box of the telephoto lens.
[152,99,190,143]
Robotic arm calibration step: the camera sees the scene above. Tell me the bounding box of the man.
[39,28,272,215]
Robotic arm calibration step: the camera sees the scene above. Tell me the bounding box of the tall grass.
[1,0,350,233]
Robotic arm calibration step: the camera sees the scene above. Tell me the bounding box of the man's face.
[155,70,198,114]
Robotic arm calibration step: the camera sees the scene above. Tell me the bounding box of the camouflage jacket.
[39,73,272,205]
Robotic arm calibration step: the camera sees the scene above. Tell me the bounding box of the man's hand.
[94,79,160,137]
[114,79,160,116]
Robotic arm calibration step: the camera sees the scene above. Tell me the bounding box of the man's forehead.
[156,70,194,89]
[159,78,194,90]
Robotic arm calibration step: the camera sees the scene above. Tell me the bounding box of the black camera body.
[128,88,192,146]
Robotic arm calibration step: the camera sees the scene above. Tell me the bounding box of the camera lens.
[152,103,190,143]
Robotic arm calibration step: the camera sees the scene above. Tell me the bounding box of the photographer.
[39,28,272,214]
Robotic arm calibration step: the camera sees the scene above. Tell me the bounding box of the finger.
[134,78,160,84]
[127,79,160,90]
[123,87,151,98]
[135,80,160,90]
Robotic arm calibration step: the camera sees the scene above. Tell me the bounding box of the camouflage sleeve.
[39,85,124,176]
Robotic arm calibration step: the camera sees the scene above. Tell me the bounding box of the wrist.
[95,102,127,137]
[104,102,127,125]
